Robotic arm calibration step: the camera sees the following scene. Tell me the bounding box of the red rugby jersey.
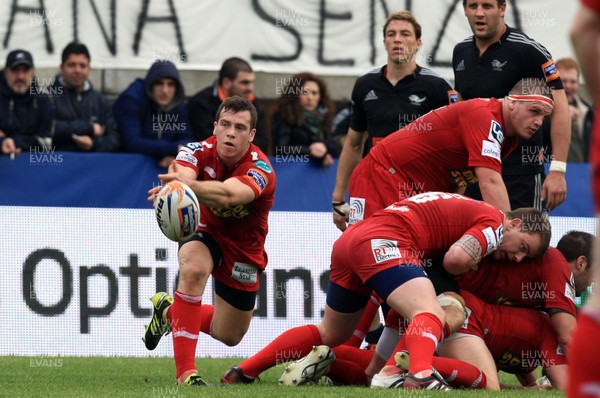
[368,98,517,192]
[458,247,577,315]
[358,192,505,263]
[173,136,276,268]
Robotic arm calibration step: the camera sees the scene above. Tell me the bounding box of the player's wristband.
[332,201,346,217]
[549,160,567,173]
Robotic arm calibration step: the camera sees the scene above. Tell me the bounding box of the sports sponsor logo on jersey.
[565,280,576,303]
[408,94,427,106]
[542,59,560,81]
[247,169,267,191]
[495,225,504,245]
[364,90,378,102]
[487,120,504,146]
[481,140,501,161]
[448,168,478,188]
[386,204,410,212]
[491,59,508,71]
[448,90,459,103]
[209,204,250,218]
[253,159,272,174]
[203,166,216,178]
[181,142,204,154]
[231,262,258,284]
[481,226,498,255]
[455,59,465,72]
[407,192,463,203]
[348,197,365,225]
[176,151,198,166]
[370,239,401,263]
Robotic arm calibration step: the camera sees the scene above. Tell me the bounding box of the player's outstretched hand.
[147,184,161,203]
[147,173,191,203]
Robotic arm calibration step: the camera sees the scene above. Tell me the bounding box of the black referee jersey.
[350,65,455,155]
[452,26,564,175]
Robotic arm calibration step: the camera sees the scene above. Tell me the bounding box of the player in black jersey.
[332,10,456,232]
[453,0,570,212]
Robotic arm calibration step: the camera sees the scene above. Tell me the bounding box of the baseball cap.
[5,49,34,69]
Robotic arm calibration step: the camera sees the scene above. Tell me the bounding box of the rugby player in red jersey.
[222,192,550,390]
[143,96,276,385]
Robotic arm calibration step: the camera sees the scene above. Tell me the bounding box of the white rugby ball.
[154,181,200,242]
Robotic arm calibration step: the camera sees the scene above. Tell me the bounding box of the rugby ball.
[154,181,200,242]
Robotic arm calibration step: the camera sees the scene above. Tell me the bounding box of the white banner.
[1,206,595,357]
[0,0,578,77]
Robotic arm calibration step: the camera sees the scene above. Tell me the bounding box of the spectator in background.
[542,57,594,163]
[113,59,193,168]
[50,42,119,152]
[0,49,52,157]
[271,72,339,167]
[187,57,268,153]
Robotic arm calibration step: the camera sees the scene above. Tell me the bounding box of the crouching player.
[371,230,592,389]
[144,96,276,385]
[222,192,551,390]
[437,291,568,390]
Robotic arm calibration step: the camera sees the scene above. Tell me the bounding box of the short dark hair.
[505,208,551,256]
[383,11,422,40]
[215,95,258,130]
[462,0,506,7]
[556,231,594,269]
[218,57,252,85]
[61,42,90,64]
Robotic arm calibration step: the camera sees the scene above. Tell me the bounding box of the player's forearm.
[545,364,567,391]
[548,91,571,163]
[164,162,230,206]
[478,179,511,212]
[550,312,576,353]
[189,180,253,209]
[332,137,364,201]
[516,372,537,387]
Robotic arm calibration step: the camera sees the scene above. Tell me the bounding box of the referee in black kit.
[332,10,457,232]
[453,0,569,211]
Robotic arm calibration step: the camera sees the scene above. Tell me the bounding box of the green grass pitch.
[0,356,564,397]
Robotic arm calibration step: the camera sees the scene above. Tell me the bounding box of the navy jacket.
[50,76,120,152]
[0,70,52,150]
[113,60,193,158]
